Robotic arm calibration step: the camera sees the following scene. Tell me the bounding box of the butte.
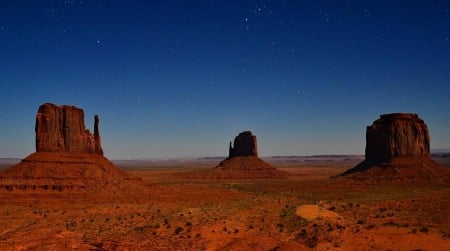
[0,103,149,202]
[209,131,286,179]
[339,113,450,182]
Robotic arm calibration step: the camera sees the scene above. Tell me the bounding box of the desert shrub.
[383,221,399,227]
[175,227,184,235]
[419,226,429,233]
[65,220,77,230]
[305,235,319,248]
[296,229,307,238]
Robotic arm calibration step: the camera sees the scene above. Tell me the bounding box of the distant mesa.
[339,113,450,182]
[0,103,148,202]
[213,131,286,179]
[228,131,258,158]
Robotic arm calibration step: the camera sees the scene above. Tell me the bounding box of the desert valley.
[0,103,449,250]
[2,2,450,250]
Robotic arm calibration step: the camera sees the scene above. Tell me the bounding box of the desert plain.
[0,156,449,251]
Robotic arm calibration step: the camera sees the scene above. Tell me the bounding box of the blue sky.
[0,1,449,159]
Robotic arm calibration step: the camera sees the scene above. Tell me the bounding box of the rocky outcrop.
[35,103,103,154]
[210,131,286,179]
[94,115,103,155]
[0,103,148,202]
[365,113,429,163]
[340,113,450,182]
[229,131,258,158]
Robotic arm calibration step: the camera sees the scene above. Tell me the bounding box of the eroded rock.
[228,131,258,158]
[35,103,103,154]
[365,113,430,163]
[0,103,148,202]
[340,113,449,182]
[212,131,286,179]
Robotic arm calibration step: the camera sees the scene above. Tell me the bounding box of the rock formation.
[0,103,148,202]
[340,113,450,182]
[211,131,286,179]
[35,103,103,154]
[229,131,258,158]
[364,113,429,163]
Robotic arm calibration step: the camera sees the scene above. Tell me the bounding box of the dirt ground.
[0,161,449,250]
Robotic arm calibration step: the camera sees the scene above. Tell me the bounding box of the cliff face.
[365,113,429,164]
[339,113,449,182]
[228,131,258,158]
[35,103,103,154]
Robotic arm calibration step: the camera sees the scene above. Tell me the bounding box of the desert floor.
[0,159,449,250]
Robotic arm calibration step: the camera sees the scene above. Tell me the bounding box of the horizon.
[2,149,450,161]
[1,1,449,159]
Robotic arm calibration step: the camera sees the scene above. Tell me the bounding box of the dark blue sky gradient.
[1,1,449,159]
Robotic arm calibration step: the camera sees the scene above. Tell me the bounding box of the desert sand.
[0,159,449,250]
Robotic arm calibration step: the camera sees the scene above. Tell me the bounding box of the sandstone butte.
[0,103,148,202]
[212,131,287,179]
[340,113,450,182]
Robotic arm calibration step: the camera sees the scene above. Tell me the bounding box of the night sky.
[1,1,449,159]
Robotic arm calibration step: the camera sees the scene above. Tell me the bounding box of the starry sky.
[0,1,449,159]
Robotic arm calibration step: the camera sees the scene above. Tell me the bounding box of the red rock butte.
[340,113,450,182]
[0,103,148,202]
[228,131,258,158]
[35,103,103,154]
[213,131,286,179]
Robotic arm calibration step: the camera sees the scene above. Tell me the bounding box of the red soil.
[0,152,150,202]
[340,157,450,183]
